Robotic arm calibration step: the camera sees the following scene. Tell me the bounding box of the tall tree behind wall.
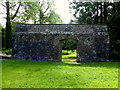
[12,0,62,24]
[107,2,120,60]
[5,2,11,49]
[69,1,114,24]
[69,1,120,60]
[4,2,21,49]
[1,0,62,49]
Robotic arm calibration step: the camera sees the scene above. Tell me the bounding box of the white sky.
[0,4,6,26]
[54,0,72,23]
[0,0,72,26]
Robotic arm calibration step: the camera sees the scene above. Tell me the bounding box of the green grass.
[2,59,118,88]
[62,50,77,62]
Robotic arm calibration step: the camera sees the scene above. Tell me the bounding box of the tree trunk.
[103,2,107,23]
[100,2,103,23]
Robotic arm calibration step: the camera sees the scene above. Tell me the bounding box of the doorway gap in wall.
[61,39,77,63]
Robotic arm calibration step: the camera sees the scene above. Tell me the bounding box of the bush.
[61,39,77,51]
[2,49,12,55]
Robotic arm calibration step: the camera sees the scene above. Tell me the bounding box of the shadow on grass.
[2,59,119,69]
[67,56,77,59]
[64,62,119,69]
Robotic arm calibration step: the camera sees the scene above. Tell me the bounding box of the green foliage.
[47,10,63,24]
[2,1,63,50]
[70,2,97,24]
[61,39,77,51]
[5,21,12,49]
[2,25,15,49]
[1,27,6,49]
[108,15,120,60]
[0,23,2,32]
[12,1,62,24]
[69,1,120,60]
[2,59,118,88]
[0,24,2,50]
[14,2,39,23]
[2,49,12,55]
[5,2,12,49]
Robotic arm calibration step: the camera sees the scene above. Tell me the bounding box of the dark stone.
[12,24,109,62]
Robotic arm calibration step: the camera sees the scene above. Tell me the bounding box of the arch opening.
[60,38,78,63]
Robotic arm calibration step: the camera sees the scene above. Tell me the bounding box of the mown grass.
[62,50,77,62]
[0,59,2,89]
[1,59,118,88]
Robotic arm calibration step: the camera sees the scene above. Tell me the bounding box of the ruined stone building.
[12,24,109,62]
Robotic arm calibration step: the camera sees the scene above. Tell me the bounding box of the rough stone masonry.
[12,24,109,62]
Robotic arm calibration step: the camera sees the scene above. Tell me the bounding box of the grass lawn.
[62,50,77,62]
[1,59,118,88]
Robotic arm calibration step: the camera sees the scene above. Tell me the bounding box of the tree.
[1,1,21,49]
[12,2,39,23]
[69,1,120,60]
[69,1,116,24]
[34,0,63,24]
[1,0,62,49]
[0,23,2,49]
[5,2,20,49]
[47,10,63,24]
[12,1,62,24]
[61,39,77,51]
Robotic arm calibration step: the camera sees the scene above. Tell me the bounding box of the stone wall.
[12,24,109,62]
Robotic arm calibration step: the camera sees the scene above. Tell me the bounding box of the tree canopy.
[5,1,63,24]
[69,1,120,60]
[1,0,63,49]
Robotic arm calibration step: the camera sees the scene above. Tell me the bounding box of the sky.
[0,0,72,26]
[0,4,6,26]
[54,0,72,23]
